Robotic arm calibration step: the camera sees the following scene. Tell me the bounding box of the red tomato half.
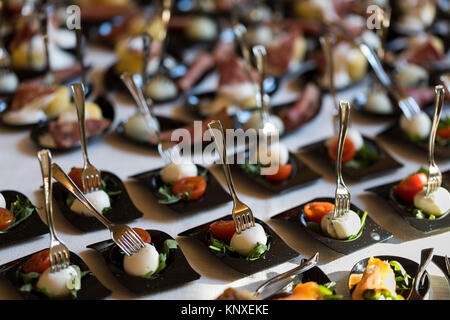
[265,164,293,182]
[0,208,14,231]
[172,176,207,200]
[133,228,151,244]
[209,220,236,241]
[23,249,51,274]
[327,138,356,163]
[304,202,335,224]
[437,127,450,140]
[68,167,84,190]
[395,173,428,203]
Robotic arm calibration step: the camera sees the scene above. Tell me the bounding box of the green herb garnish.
[0,196,35,234]
[141,239,178,279]
[345,145,380,169]
[158,185,182,204]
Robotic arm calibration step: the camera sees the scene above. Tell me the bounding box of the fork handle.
[334,101,350,216]
[252,45,272,125]
[51,163,114,228]
[141,33,152,88]
[414,248,434,291]
[158,0,172,68]
[71,83,91,166]
[75,28,86,87]
[37,149,57,241]
[233,24,258,92]
[428,85,445,166]
[208,120,240,204]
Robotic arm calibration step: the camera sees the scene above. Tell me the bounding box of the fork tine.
[122,233,140,252]
[127,229,145,248]
[117,238,132,256]
[234,217,241,234]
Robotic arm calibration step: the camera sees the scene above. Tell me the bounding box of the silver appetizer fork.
[357,41,420,120]
[37,149,70,272]
[71,83,102,193]
[40,3,56,88]
[208,120,255,234]
[333,101,351,217]
[426,85,445,197]
[407,248,434,300]
[51,163,145,256]
[120,72,180,164]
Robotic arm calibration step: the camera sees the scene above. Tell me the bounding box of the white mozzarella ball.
[365,90,394,114]
[246,25,273,46]
[0,193,5,208]
[320,210,362,239]
[400,111,431,139]
[230,223,267,256]
[3,109,47,125]
[395,64,428,87]
[144,75,178,101]
[244,111,285,135]
[0,72,19,93]
[123,243,160,277]
[36,265,80,298]
[161,162,198,184]
[325,128,364,151]
[185,17,218,41]
[219,83,256,104]
[70,190,110,216]
[413,187,450,216]
[251,142,289,167]
[124,113,160,142]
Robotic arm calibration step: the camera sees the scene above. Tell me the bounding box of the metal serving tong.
[120,72,180,164]
[208,120,255,234]
[51,163,145,256]
[407,248,434,300]
[333,101,351,218]
[425,85,445,198]
[38,149,70,272]
[254,252,319,299]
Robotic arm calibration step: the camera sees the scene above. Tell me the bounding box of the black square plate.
[29,95,115,153]
[129,165,232,214]
[178,215,300,276]
[365,170,450,233]
[232,151,321,194]
[271,197,393,255]
[378,124,450,159]
[87,229,201,295]
[115,115,188,149]
[298,136,403,181]
[52,171,143,232]
[0,250,112,300]
[0,190,48,249]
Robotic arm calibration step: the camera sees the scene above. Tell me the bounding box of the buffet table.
[0,44,449,300]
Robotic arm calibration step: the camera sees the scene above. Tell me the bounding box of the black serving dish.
[271,197,393,255]
[0,190,48,249]
[29,95,115,153]
[103,56,187,105]
[52,170,143,232]
[348,255,430,299]
[115,115,188,149]
[0,250,112,300]
[298,136,403,181]
[0,96,42,130]
[366,170,450,233]
[378,123,450,159]
[178,215,299,276]
[431,255,450,284]
[129,165,232,215]
[232,151,321,194]
[87,229,200,295]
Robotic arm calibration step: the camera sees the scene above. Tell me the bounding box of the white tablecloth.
[0,45,449,300]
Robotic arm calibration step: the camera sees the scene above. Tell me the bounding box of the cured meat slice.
[266,29,301,75]
[404,41,446,67]
[48,119,111,148]
[217,54,258,88]
[177,52,215,92]
[80,4,132,24]
[279,83,321,131]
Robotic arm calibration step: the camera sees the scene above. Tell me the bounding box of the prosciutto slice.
[279,83,321,132]
[48,119,111,148]
[403,40,446,67]
[217,54,258,88]
[266,29,301,75]
[177,52,215,92]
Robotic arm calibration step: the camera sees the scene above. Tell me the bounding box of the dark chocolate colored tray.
[178,215,300,276]
[0,190,48,249]
[366,170,450,233]
[129,165,232,215]
[0,250,111,300]
[271,197,393,255]
[52,170,143,232]
[298,136,403,181]
[87,229,200,295]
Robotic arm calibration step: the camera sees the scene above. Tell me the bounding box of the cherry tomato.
[437,127,450,140]
[133,227,151,244]
[327,138,356,163]
[209,220,236,241]
[68,167,84,190]
[303,202,334,224]
[395,173,428,203]
[0,208,14,231]
[23,249,51,274]
[172,176,207,201]
[265,164,293,182]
